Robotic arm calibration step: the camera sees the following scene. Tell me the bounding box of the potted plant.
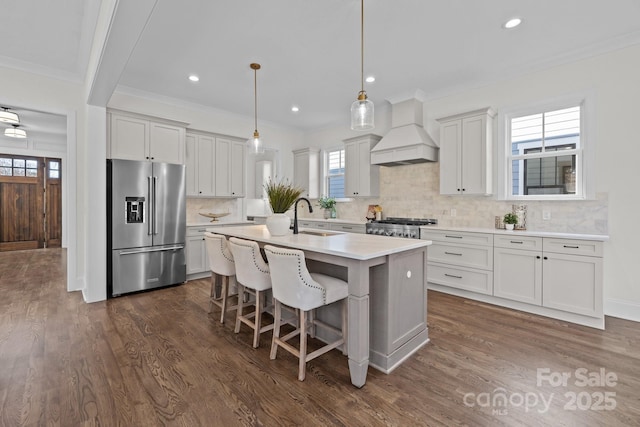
[503,212,518,231]
[264,178,304,235]
[318,196,337,219]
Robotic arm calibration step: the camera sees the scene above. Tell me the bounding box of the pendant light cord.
[254,66,258,133]
[360,0,365,94]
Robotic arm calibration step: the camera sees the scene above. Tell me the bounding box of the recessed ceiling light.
[188,74,200,82]
[365,76,375,83]
[291,106,300,113]
[503,18,522,29]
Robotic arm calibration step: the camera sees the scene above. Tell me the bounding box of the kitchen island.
[207,224,432,387]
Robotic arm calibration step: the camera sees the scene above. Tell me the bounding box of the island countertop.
[205,224,432,260]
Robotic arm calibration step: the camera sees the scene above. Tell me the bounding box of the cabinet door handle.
[543,256,548,260]
[445,235,463,239]
[444,273,463,279]
[536,256,541,259]
[563,245,580,249]
[510,240,524,244]
[444,251,463,256]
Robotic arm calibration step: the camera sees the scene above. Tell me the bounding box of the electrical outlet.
[543,211,551,220]
[450,208,457,217]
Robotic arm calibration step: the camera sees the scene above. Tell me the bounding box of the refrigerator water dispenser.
[126,197,145,223]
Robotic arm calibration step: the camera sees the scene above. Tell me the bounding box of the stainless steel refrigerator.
[107,159,186,297]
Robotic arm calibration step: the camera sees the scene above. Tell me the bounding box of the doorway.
[0,154,62,251]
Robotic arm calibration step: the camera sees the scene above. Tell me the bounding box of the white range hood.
[371,97,438,166]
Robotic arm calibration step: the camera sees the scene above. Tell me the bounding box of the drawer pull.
[444,251,463,256]
[445,235,463,239]
[444,273,463,279]
[197,229,206,232]
[342,226,353,230]
[510,240,524,244]
[563,245,580,249]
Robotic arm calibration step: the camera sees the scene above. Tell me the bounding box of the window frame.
[497,93,595,201]
[323,146,348,201]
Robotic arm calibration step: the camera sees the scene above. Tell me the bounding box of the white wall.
[303,43,640,322]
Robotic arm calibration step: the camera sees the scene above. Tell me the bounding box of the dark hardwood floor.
[1,248,639,426]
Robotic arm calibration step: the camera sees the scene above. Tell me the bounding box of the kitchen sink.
[298,230,343,237]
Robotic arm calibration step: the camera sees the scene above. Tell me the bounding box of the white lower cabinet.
[422,230,493,295]
[493,235,543,305]
[541,244,603,318]
[494,247,542,305]
[424,229,605,328]
[186,226,210,279]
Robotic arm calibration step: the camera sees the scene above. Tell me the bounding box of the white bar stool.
[227,237,274,348]
[204,232,237,324]
[264,245,348,381]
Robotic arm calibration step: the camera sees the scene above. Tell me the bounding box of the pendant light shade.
[248,62,265,154]
[4,124,27,138]
[0,107,19,125]
[351,0,374,131]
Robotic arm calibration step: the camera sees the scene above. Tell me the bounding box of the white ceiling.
[1,0,640,133]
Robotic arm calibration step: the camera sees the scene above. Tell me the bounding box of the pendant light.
[0,107,20,125]
[350,0,374,131]
[249,62,265,154]
[4,124,27,138]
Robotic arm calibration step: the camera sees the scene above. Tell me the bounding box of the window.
[325,148,345,198]
[500,96,593,200]
[0,156,39,178]
[48,160,60,179]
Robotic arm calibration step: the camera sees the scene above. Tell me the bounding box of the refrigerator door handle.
[147,176,153,235]
[152,176,158,235]
[118,245,185,256]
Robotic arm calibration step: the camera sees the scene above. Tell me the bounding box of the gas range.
[365,217,438,239]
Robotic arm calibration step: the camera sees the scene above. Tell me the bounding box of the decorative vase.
[330,207,337,219]
[266,213,291,236]
[324,209,331,219]
[505,223,515,231]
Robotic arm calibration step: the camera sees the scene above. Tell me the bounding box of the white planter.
[266,214,291,236]
[505,223,515,231]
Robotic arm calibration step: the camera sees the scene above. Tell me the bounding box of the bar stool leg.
[234,284,245,333]
[253,290,263,348]
[299,309,308,381]
[208,273,216,313]
[270,300,282,360]
[220,276,229,324]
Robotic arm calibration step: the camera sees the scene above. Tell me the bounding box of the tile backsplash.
[187,162,608,235]
[308,162,608,235]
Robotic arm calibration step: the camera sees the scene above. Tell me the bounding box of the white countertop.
[206,224,431,260]
[420,225,609,241]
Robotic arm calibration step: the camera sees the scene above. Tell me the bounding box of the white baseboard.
[604,298,640,323]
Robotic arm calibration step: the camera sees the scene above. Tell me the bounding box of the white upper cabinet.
[215,137,246,197]
[293,148,320,199]
[437,108,495,195]
[344,134,381,197]
[108,110,186,164]
[185,132,245,198]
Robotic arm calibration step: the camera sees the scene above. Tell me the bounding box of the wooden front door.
[0,154,62,251]
[45,159,62,248]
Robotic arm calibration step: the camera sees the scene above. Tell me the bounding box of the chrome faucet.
[292,197,313,234]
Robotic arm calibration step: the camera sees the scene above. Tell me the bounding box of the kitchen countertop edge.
[420,225,609,241]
